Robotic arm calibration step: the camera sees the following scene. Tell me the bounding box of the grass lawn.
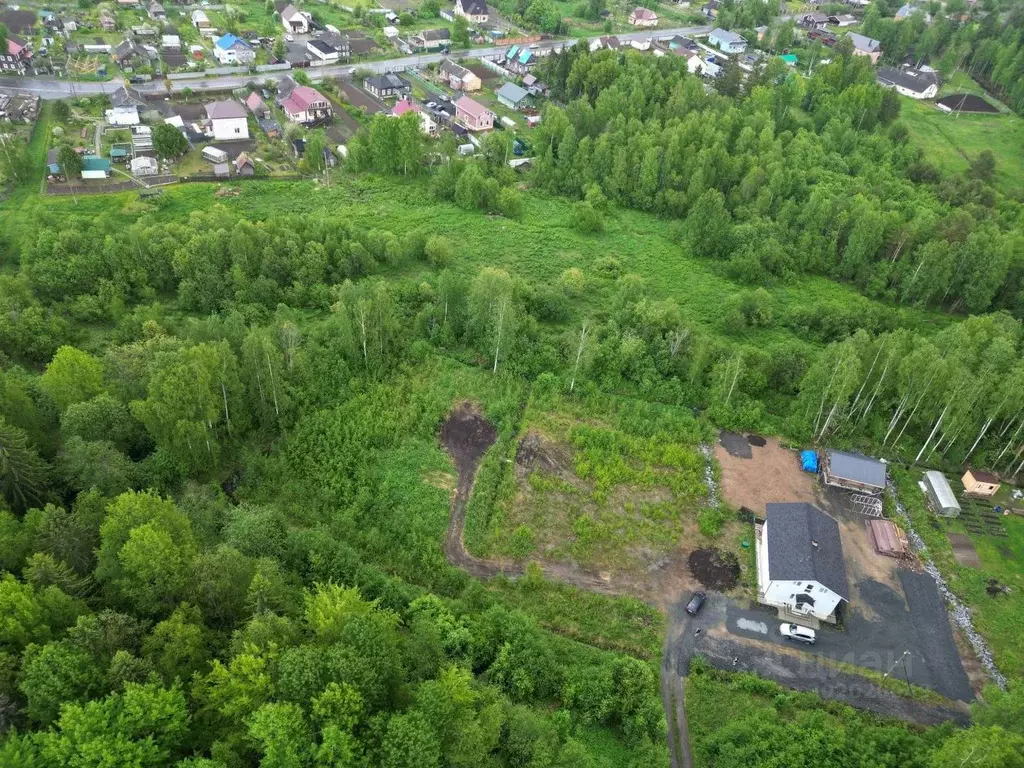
[894,469,1024,680]
[899,96,1024,197]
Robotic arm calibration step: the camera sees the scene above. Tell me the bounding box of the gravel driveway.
[721,573,972,702]
[669,592,971,726]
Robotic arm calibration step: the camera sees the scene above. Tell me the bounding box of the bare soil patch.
[935,93,999,113]
[468,63,499,83]
[688,548,740,591]
[340,81,385,114]
[714,436,818,515]
[948,532,981,568]
[515,430,573,477]
[440,402,497,475]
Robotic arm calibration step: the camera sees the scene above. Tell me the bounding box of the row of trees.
[533,45,1023,316]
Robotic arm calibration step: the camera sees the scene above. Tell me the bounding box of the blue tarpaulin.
[800,450,818,473]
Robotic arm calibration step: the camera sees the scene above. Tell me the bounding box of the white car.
[780,623,816,645]
[426,101,437,109]
[285,34,294,42]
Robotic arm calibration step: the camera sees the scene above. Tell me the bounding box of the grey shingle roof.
[876,66,938,94]
[110,84,147,108]
[827,449,887,489]
[766,502,849,600]
[848,32,881,52]
[496,82,529,103]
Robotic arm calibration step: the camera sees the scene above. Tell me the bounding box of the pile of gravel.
[888,486,1007,690]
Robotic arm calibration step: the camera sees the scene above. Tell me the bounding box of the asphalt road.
[0,26,711,100]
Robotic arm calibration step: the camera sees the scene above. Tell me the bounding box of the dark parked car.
[685,591,707,616]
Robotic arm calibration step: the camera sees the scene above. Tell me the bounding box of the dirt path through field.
[440,401,695,768]
[440,402,643,594]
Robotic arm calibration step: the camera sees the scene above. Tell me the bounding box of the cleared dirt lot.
[340,81,386,113]
[714,434,819,513]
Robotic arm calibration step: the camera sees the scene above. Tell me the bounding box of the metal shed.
[823,449,887,494]
[922,470,960,517]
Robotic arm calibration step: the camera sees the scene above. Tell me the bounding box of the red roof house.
[280,86,333,125]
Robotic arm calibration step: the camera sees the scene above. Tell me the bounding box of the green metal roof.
[82,157,111,171]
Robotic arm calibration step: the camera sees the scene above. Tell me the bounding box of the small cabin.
[962,469,1000,499]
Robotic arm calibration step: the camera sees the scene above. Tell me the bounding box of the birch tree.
[131,343,245,473]
[467,268,518,375]
[241,329,290,431]
[793,338,862,440]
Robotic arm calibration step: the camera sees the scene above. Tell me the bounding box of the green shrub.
[510,525,536,558]
[698,507,726,537]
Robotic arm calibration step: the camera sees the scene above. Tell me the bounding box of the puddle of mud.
[441,402,498,476]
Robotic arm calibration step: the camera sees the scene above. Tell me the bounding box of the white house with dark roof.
[204,100,249,140]
[876,65,938,99]
[453,0,489,24]
[756,503,849,623]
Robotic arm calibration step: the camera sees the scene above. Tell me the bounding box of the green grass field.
[2,171,954,356]
[900,96,1024,197]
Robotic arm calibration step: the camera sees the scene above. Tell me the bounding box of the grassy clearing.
[486,573,665,659]
[1,174,955,349]
[894,470,1024,680]
[900,96,1024,197]
[467,388,710,577]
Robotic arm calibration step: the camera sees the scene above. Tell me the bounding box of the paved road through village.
[0,26,711,100]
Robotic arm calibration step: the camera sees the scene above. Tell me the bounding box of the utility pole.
[883,650,913,698]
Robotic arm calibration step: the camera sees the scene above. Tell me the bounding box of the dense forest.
[3,14,1024,765]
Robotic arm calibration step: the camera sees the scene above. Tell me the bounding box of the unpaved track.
[440,402,694,767]
[440,403,635,595]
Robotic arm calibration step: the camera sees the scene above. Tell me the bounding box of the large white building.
[876,66,939,99]
[280,4,311,34]
[204,100,250,140]
[756,503,849,624]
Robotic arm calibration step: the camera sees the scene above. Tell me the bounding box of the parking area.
[670,595,970,726]
[720,569,971,701]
